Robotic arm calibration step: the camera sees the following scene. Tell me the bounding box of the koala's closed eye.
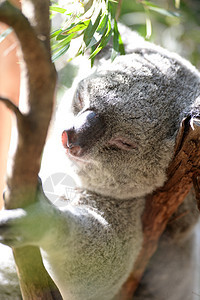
[108,137,138,151]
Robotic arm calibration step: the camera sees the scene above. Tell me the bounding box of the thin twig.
[0,96,22,117]
[116,0,123,20]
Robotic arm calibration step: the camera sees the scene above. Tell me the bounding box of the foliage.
[50,0,125,63]
[1,1,199,67]
[50,0,181,63]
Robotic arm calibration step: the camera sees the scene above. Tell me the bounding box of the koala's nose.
[62,129,82,157]
[62,110,106,157]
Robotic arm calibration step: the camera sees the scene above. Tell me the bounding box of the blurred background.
[119,0,200,68]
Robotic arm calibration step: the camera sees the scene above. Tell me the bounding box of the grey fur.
[66,43,200,200]
[0,28,200,300]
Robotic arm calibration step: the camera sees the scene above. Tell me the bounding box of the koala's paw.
[0,197,58,248]
[0,208,29,248]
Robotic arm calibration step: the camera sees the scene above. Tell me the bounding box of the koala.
[0,27,200,300]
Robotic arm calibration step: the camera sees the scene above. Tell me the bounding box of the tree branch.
[0,0,56,116]
[119,116,200,299]
[21,0,51,54]
[0,96,22,117]
[0,1,62,299]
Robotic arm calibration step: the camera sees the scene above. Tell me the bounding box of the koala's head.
[61,50,200,199]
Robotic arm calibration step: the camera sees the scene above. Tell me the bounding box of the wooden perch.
[0,0,62,299]
[119,116,200,300]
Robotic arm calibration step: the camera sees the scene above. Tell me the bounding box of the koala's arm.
[0,181,144,300]
[0,181,84,248]
[0,187,104,253]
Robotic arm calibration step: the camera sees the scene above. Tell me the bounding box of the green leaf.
[0,27,12,43]
[97,13,109,35]
[50,6,67,14]
[51,33,76,51]
[145,15,152,39]
[108,0,117,20]
[118,31,125,55]
[86,13,109,49]
[51,29,62,39]
[143,1,179,17]
[61,21,90,36]
[111,20,125,61]
[111,21,119,61]
[52,43,70,62]
[50,0,124,62]
[148,6,179,17]
[89,19,112,59]
[83,9,102,47]
[90,44,96,67]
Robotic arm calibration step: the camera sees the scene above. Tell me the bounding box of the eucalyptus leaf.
[148,6,179,17]
[50,0,124,62]
[89,19,112,59]
[83,9,102,47]
[111,20,125,61]
[62,20,90,36]
[50,6,67,14]
[51,29,62,39]
[52,43,70,62]
[52,33,76,50]
[108,0,117,20]
[86,13,109,49]
[118,31,125,55]
[143,1,179,17]
[0,27,12,43]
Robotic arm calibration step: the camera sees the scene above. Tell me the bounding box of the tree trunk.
[0,0,62,299]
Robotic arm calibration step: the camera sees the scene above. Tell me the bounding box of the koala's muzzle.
[62,110,106,157]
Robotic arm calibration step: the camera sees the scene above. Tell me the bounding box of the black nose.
[62,110,106,157]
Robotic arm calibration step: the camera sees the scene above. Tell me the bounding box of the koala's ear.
[173,115,193,155]
[108,137,138,151]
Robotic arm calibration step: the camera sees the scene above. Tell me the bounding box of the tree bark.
[0,0,62,299]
